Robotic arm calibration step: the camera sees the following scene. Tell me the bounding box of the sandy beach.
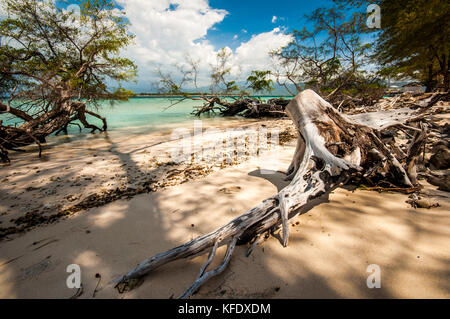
[0,118,292,235]
[2,0,450,304]
[0,117,449,299]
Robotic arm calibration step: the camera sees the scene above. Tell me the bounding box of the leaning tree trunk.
[114,89,426,298]
[0,98,107,162]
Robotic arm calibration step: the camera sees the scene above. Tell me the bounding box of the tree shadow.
[248,169,290,192]
[1,128,449,299]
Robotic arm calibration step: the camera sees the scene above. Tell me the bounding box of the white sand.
[0,117,449,298]
[0,118,291,230]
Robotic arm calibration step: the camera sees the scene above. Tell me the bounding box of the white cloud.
[233,28,292,75]
[116,0,226,89]
[116,1,292,91]
[271,16,277,23]
[233,34,238,40]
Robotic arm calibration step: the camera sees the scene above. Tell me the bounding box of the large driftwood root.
[115,89,426,298]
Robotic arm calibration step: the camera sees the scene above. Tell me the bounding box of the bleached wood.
[114,89,425,298]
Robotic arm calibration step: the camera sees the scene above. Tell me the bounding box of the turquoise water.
[0,97,204,135]
[1,96,289,136]
[88,97,200,132]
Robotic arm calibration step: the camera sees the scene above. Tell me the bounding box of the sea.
[1,96,289,137]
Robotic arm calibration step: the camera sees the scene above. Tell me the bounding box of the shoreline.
[131,95,294,98]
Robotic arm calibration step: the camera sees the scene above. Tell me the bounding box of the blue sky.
[52,0,352,93]
[0,0,379,93]
[58,0,335,51]
[206,0,333,50]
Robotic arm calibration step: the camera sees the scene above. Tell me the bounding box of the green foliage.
[338,0,450,91]
[0,0,137,101]
[210,48,236,94]
[224,80,239,93]
[375,0,449,90]
[272,5,373,95]
[246,70,274,94]
[110,87,136,100]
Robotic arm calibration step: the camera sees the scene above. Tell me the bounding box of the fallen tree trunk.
[114,89,427,298]
[192,96,289,118]
[0,99,107,163]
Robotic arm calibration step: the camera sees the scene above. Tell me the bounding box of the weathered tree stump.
[115,89,427,298]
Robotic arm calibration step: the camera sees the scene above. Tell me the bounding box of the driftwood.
[341,91,450,115]
[192,96,289,118]
[114,89,430,298]
[0,97,107,163]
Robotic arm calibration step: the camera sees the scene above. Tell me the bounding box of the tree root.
[115,89,426,298]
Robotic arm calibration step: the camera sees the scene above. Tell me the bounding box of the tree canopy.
[0,0,136,102]
[270,5,375,98]
[0,0,137,162]
[336,0,450,91]
[374,0,449,91]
